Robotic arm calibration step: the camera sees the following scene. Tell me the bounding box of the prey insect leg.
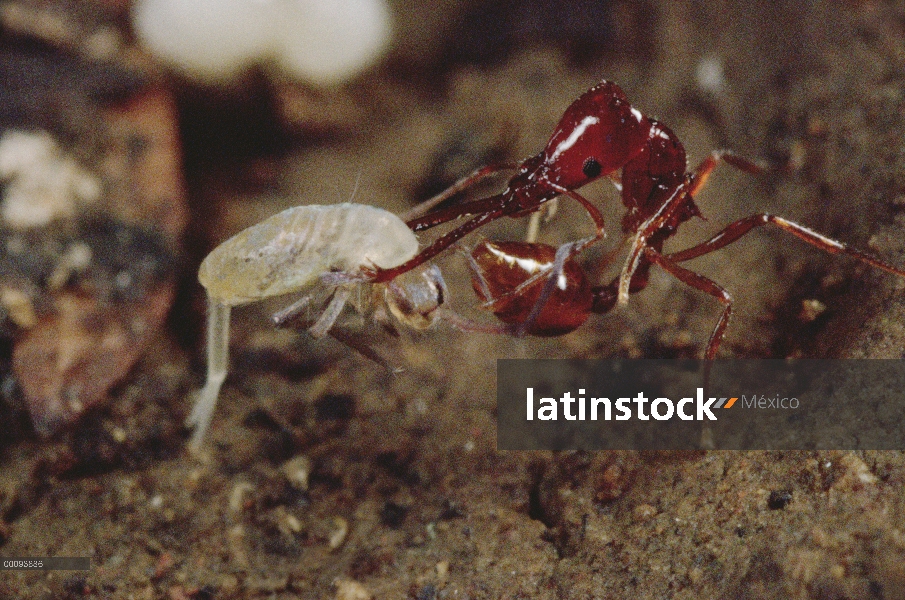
[188,297,231,450]
[271,295,313,326]
[308,286,353,338]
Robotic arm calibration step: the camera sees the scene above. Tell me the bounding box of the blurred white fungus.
[695,54,726,95]
[0,130,101,229]
[131,0,393,85]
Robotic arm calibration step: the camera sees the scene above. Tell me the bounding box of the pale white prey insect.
[188,202,444,449]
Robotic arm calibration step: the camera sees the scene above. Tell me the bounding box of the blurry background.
[2,1,905,598]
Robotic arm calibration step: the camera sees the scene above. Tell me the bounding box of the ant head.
[384,264,446,330]
[538,80,650,190]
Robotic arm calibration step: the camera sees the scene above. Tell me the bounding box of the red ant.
[369,80,905,358]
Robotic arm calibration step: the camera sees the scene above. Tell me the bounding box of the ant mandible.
[370,80,905,358]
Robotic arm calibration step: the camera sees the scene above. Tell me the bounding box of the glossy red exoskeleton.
[374,80,905,358]
[469,239,593,337]
[371,81,647,280]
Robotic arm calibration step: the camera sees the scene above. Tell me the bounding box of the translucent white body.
[199,203,418,306]
[189,203,422,450]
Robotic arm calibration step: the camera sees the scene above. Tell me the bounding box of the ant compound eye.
[582,157,602,179]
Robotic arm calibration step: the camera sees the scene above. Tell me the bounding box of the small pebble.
[632,503,657,523]
[799,299,827,322]
[0,287,37,328]
[329,516,349,550]
[228,482,255,513]
[280,455,312,491]
[334,578,372,600]
[767,490,793,510]
[436,560,449,583]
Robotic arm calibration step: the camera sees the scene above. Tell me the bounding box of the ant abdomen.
[469,240,592,336]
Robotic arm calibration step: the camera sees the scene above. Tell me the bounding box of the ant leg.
[546,198,560,221]
[525,212,542,243]
[308,287,352,338]
[373,209,503,282]
[188,296,231,449]
[618,184,689,305]
[667,214,905,278]
[271,295,313,326]
[524,198,559,243]
[618,236,651,306]
[406,192,507,232]
[401,163,519,222]
[643,248,733,360]
[688,150,762,197]
[558,188,606,244]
